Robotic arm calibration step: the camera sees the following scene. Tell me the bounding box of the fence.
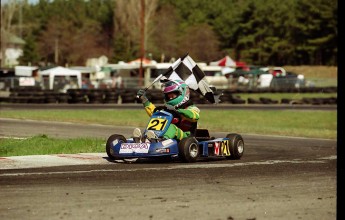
[0,76,337,91]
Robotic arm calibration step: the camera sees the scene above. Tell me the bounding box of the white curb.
[0,153,109,170]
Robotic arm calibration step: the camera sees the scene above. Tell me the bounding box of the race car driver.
[135,79,200,142]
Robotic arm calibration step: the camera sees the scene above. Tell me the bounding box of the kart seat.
[184,122,214,141]
[193,128,213,141]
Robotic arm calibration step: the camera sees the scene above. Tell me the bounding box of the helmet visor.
[165,91,180,101]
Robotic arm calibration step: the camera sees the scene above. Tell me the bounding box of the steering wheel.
[153,106,166,112]
[153,106,181,123]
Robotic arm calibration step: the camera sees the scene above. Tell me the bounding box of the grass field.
[283,65,337,79]
[0,135,105,157]
[0,109,337,139]
[237,92,337,101]
[0,109,336,156]
[283,65,337,87]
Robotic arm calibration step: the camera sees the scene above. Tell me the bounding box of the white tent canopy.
[221,67,236,75]
[39,66,82,90]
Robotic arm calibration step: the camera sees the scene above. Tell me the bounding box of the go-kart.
[106,106,244,162]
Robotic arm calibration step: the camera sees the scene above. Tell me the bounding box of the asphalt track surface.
[0,105,338,220]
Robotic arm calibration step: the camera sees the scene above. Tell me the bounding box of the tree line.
[2,0,337,67]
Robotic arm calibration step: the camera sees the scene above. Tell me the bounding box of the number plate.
[147,118,168,131]
[221,140,230,156]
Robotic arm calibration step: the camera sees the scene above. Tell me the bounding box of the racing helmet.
[161,80,190,107]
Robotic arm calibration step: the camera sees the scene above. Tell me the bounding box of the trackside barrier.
[0,87,337,105]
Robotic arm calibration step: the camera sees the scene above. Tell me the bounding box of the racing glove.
[137,89,148,103]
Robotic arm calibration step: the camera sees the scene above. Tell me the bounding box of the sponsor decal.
[162,139,174,146]
[155,148,170,153]
[221,140,230,156]
[214,142,220,155]
[19,77,35,86]
[119,143,150,154]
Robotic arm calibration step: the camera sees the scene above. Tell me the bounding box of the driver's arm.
[143,101,156,117]
[177,105,200,122]
[137,89,156,117]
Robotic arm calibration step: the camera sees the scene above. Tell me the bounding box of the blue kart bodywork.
[106,109,244,162]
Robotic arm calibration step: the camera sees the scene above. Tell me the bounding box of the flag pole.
[136,53,189,98]
[135,69,169,98]
[144,73,164,91]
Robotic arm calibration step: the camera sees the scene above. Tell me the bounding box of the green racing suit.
[142,100,200,140]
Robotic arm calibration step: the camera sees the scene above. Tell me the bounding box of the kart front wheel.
[178,136,199,163]
[226,133,244,160]
[106,134,126,160]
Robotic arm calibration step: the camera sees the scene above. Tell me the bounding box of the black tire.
[231,97,246,104]
[106,134,126,160]
[281,98,292,104]
[178,136,199,163]
[226,133,244,160]
[248,98,261,104]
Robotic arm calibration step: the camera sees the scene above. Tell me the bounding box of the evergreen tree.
[19,34,40,66]
[11,0,337,66]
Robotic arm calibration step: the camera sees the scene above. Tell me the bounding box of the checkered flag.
[161,54,220,104]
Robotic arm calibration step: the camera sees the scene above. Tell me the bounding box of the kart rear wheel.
[226,133,244,160]
[178,136,199,163]
[106,134,126,160]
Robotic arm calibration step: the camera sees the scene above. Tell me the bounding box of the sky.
[1,0,39,5]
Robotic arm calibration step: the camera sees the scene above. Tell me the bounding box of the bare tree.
[148,4,180,61]
[179,23,220,62]
[39,16,109,66]
[114,0,157,59]
[143,0,158,52]
[1,1,19,67]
